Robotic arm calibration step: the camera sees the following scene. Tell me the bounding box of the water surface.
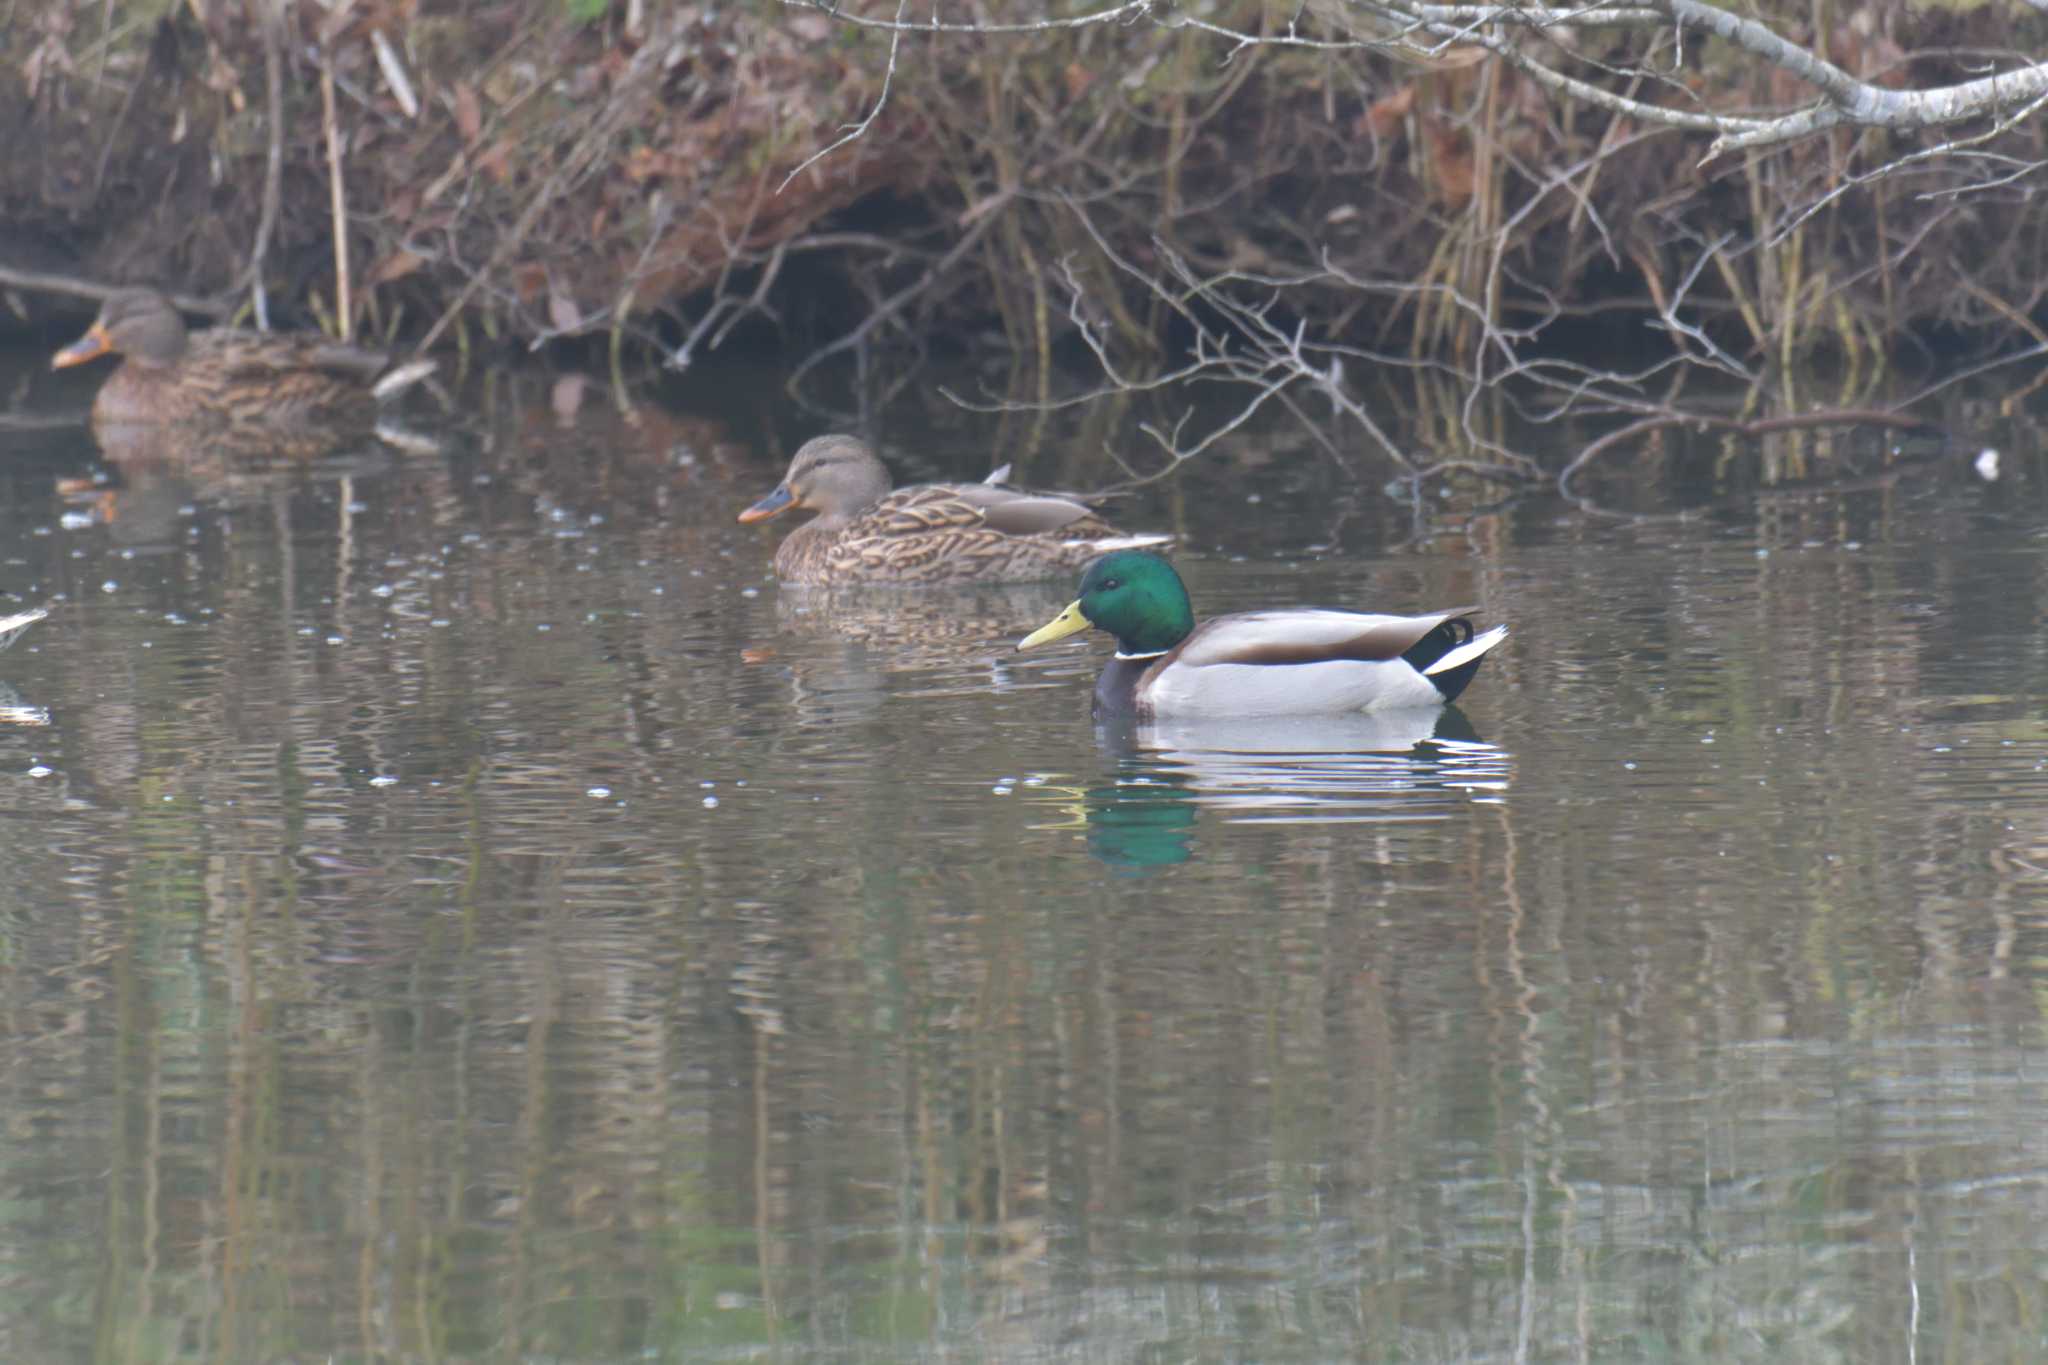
[1,349,2045,1361]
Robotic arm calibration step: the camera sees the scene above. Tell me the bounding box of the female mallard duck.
[737,434,1169,586]
[51,288,418,430]
[1018,550,1508,717]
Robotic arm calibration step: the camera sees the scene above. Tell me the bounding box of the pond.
[1,344,2046,1362]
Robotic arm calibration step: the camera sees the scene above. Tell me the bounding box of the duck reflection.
[1063,769,1203,871]
[60,423,411,544]
[775,581,1072,653]
[1045,706,1508,870]
[765,582,1073,726]
[0,684,50,727]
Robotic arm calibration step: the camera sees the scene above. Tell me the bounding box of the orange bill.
[51,323,114,370]
[737,485,793,523]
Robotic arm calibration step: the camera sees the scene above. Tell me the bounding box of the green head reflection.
[1085,772,1198,871]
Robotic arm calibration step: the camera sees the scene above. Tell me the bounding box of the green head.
[1018,551,1196,656]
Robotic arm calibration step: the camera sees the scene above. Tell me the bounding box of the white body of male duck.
[1018,551,1508,718]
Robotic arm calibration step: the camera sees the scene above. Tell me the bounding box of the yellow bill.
[1018,601,1091,650]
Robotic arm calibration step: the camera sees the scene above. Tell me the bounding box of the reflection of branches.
[1556,407,1940,505]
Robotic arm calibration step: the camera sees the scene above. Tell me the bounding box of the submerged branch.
[1557,406,1942,502]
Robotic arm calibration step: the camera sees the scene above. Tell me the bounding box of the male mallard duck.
[51,288,422,430]
[1018,550,1508,717]
[737,434,1169,586]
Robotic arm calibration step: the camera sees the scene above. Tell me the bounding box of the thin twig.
[778,0,909,194]
[320,52,352,340]
[785,191,1014,399]
[412,33,666,355]
[241,0,289,329]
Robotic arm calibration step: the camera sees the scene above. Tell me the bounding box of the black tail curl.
[1402,617,1489,703]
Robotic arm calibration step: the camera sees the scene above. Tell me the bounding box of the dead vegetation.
[5,0,2048,482]
[5,1,927,357]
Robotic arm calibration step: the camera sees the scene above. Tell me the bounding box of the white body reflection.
[0,610,51,726]
[1113,706,1510,824]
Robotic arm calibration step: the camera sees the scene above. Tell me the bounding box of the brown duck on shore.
[51,288,423,430]
[737,434,1170,586]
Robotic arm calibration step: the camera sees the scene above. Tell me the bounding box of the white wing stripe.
[1424,624,1509,676]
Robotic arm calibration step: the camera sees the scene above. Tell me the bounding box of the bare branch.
[783,0,1155,36]
[786,192,1015,399]
[779,0,910,193]
[810,0,2048,152]
[789,0,2048,513]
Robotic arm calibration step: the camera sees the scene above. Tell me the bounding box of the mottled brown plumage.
[52,288,400,432]
[737,434,1169,586]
